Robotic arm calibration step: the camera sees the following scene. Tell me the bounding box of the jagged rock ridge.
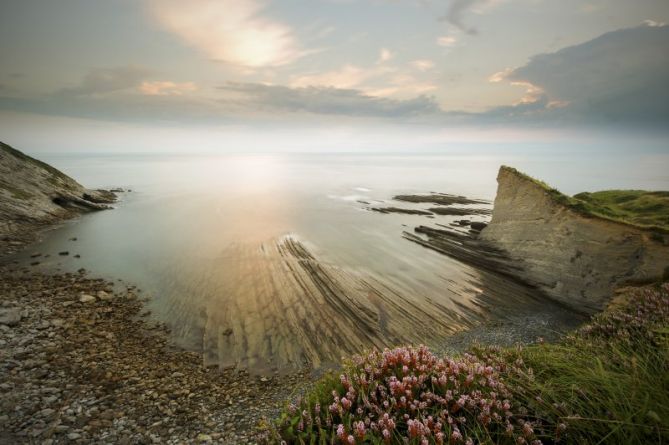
[0,141,116,253]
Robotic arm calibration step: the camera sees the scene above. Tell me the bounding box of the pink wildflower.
[336,424,345,439]
[355,421,366,438]
[382,428,391,442]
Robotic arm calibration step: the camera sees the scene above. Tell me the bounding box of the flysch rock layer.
[479,166,669,312]
[0,141,116,254]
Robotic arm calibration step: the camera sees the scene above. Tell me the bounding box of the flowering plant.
[274,345,565,444]
[272,283,669,444]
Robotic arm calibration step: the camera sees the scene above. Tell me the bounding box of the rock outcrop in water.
[0,141,116,253]
[479,166,669,312]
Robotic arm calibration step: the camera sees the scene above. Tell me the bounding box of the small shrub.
[272,345,566,444]
[577,283,669,342]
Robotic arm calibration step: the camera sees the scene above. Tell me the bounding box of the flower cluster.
[578,283,669,342]
[275,345,561,444]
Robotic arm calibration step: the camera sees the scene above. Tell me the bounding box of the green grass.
[503,335,669,444]
[572,190,669,231]
[501,166,669,234]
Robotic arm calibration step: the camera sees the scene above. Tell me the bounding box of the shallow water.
[6,151,668,372]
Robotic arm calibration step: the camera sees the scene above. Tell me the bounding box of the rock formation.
[0,141,116,253]
[479,166,669,312]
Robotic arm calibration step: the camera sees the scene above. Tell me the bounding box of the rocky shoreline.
[0,264,312,444]
[0,143,631,444]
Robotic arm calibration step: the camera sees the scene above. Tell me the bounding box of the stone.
[97,290,113,301]
[44,395,59,404]
[39,408,55,418]
[0,307,21,326]
[470,222,488,231]
[79,294,96,303]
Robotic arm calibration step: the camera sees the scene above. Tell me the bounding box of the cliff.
[479,166,669,312]
[0,141,116,254]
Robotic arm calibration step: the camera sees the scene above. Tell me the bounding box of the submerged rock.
[371,207,433,215]
[470,222,488,231]
[394,193,489,206]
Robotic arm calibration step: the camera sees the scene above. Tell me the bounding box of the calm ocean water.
[8,149,669,371]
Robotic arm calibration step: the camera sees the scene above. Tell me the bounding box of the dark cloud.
[439,0,489,35]
[57,66,151,96]
[0,92,225,125]
[218,82,441,117]
[0,80,440,124]
[501,24,669,125]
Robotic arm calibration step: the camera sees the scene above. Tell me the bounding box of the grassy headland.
[271,282,669,444]
[500,166,669,234]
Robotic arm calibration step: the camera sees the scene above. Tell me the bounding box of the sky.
[0,0,668,153]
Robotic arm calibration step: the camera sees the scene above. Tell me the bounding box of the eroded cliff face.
[0,141,115,253]
[479,166,669,312]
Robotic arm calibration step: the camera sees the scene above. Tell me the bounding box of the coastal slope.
[0,141,116,254]
[479,166,669,311]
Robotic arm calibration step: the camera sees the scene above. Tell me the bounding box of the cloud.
[644,19,666,27]
[218,82,440,117]
[0,77,442,123]
[289,65,391,90]
[410,59,435,71]
[378,48,394,63]
[58,66,151,96]
[437,35,458,47]
[440,0,496,35]
[0,66,205,123]
[4,25,667,129]
[139,81,197,96]
[488,24,669,125]
[56,66,197,98]
[487,68,512,83]
[147,0,303,67]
